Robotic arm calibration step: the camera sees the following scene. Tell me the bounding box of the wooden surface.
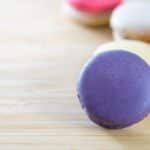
[0,0,149,149]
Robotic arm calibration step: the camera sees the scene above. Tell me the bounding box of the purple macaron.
[77,50,150,129]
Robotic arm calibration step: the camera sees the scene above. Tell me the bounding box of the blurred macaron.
[95,40,150,64]
[111,1,150,42]
[63,0,121,26]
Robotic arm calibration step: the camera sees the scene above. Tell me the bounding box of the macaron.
[95,40,150,64]
[111,1,150,42]
[63,0,121,26]
[77,40,150,129]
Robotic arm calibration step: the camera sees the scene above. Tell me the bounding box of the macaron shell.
[95,40,150,65]
[78,49,150,128]
[114,30,150,43]
[66,0,121,13]
[111,1,150,31]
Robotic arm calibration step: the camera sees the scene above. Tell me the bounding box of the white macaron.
[95,40,150,65]
[111,1,150,42]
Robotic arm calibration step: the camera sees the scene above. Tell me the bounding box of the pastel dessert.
[110,1,150,42]
[63,0,121,26]
[77,40,150,129]
[95,40,150,64]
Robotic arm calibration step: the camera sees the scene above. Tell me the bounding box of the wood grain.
[0,0,149,149]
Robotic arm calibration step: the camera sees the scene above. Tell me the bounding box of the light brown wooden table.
[0,0,149,149]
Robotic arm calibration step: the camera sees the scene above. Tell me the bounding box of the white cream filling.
[63,2,111,25]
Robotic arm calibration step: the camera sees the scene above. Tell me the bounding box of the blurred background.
[0,0,111,112]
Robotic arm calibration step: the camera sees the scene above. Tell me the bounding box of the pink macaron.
[63,0,121,26]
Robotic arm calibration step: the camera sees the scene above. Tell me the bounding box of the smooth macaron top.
[77,49,150,128]
[111,1,150,31]
[66,0,122,13]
